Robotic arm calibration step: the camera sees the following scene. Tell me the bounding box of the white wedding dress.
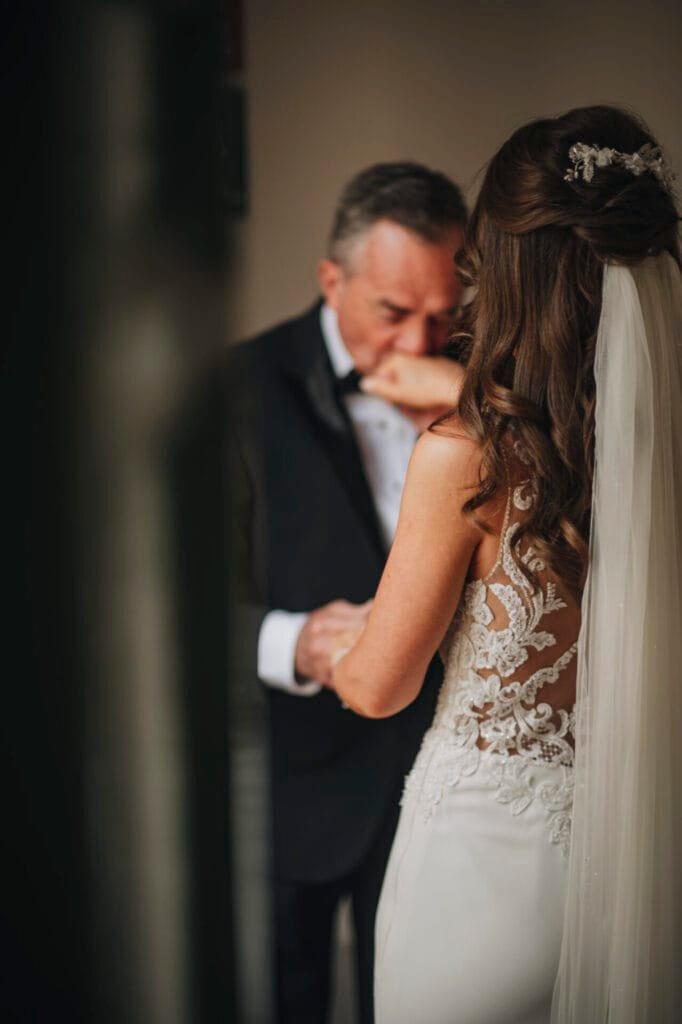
[374,471,580,1024]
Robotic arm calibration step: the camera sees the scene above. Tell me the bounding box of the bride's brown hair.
[444,105,680,600]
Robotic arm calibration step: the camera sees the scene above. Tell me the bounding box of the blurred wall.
[227,0,681,340]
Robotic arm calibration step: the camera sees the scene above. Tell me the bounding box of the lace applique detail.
[402,483,578,857]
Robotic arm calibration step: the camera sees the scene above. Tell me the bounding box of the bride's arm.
[360,353,465,409]
[331,429,483,718]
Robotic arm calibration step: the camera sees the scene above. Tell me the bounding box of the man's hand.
[360,353,465,431]
[295,599,373,687]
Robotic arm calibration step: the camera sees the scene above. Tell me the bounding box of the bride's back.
[400,435,580,857]
[451,440,580,753]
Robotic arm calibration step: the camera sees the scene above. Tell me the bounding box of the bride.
[330,105,682,1023]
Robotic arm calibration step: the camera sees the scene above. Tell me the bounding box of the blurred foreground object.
[3,2,264,1021]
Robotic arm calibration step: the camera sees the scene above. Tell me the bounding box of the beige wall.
[228,0,681,340]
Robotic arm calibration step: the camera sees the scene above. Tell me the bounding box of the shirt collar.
[320,303,355,379]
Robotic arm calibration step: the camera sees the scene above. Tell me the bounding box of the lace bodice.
[403,479,580,856]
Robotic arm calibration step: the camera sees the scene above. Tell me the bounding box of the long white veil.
[551,251,682,1022]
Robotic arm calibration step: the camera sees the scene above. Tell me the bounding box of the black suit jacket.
[228,301,441,884]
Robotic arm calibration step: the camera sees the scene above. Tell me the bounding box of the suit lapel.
[280,303,387,562]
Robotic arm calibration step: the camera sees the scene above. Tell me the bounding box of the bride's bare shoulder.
[408,417,483,498]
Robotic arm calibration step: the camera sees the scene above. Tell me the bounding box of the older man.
[229,163,466,1023]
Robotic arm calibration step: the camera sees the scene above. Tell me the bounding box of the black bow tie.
[336,367,363,396]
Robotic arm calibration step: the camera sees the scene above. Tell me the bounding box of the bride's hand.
[360,353,465,410]
[325,619,370,690]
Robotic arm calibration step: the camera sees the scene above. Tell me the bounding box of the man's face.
[318,219,464,374]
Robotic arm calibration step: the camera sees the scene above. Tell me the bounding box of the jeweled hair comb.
[564,141,675,189]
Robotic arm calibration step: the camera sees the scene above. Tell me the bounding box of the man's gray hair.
[328,162,467,268]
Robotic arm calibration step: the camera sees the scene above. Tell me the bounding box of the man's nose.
[395,322,431,356]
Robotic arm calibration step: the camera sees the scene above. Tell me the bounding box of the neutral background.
[228,0,681,341]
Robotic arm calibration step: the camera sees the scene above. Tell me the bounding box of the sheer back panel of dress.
[455,470,580,759]
[404,446,580,857]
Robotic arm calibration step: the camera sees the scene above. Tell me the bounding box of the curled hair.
[441,105,680,600]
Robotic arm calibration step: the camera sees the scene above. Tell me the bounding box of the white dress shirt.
[257,305,419,696]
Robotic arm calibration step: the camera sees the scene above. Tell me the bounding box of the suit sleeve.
[228,416,320,696]
[227,415,268,682]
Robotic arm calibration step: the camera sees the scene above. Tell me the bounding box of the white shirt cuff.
[257,610,322,696]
